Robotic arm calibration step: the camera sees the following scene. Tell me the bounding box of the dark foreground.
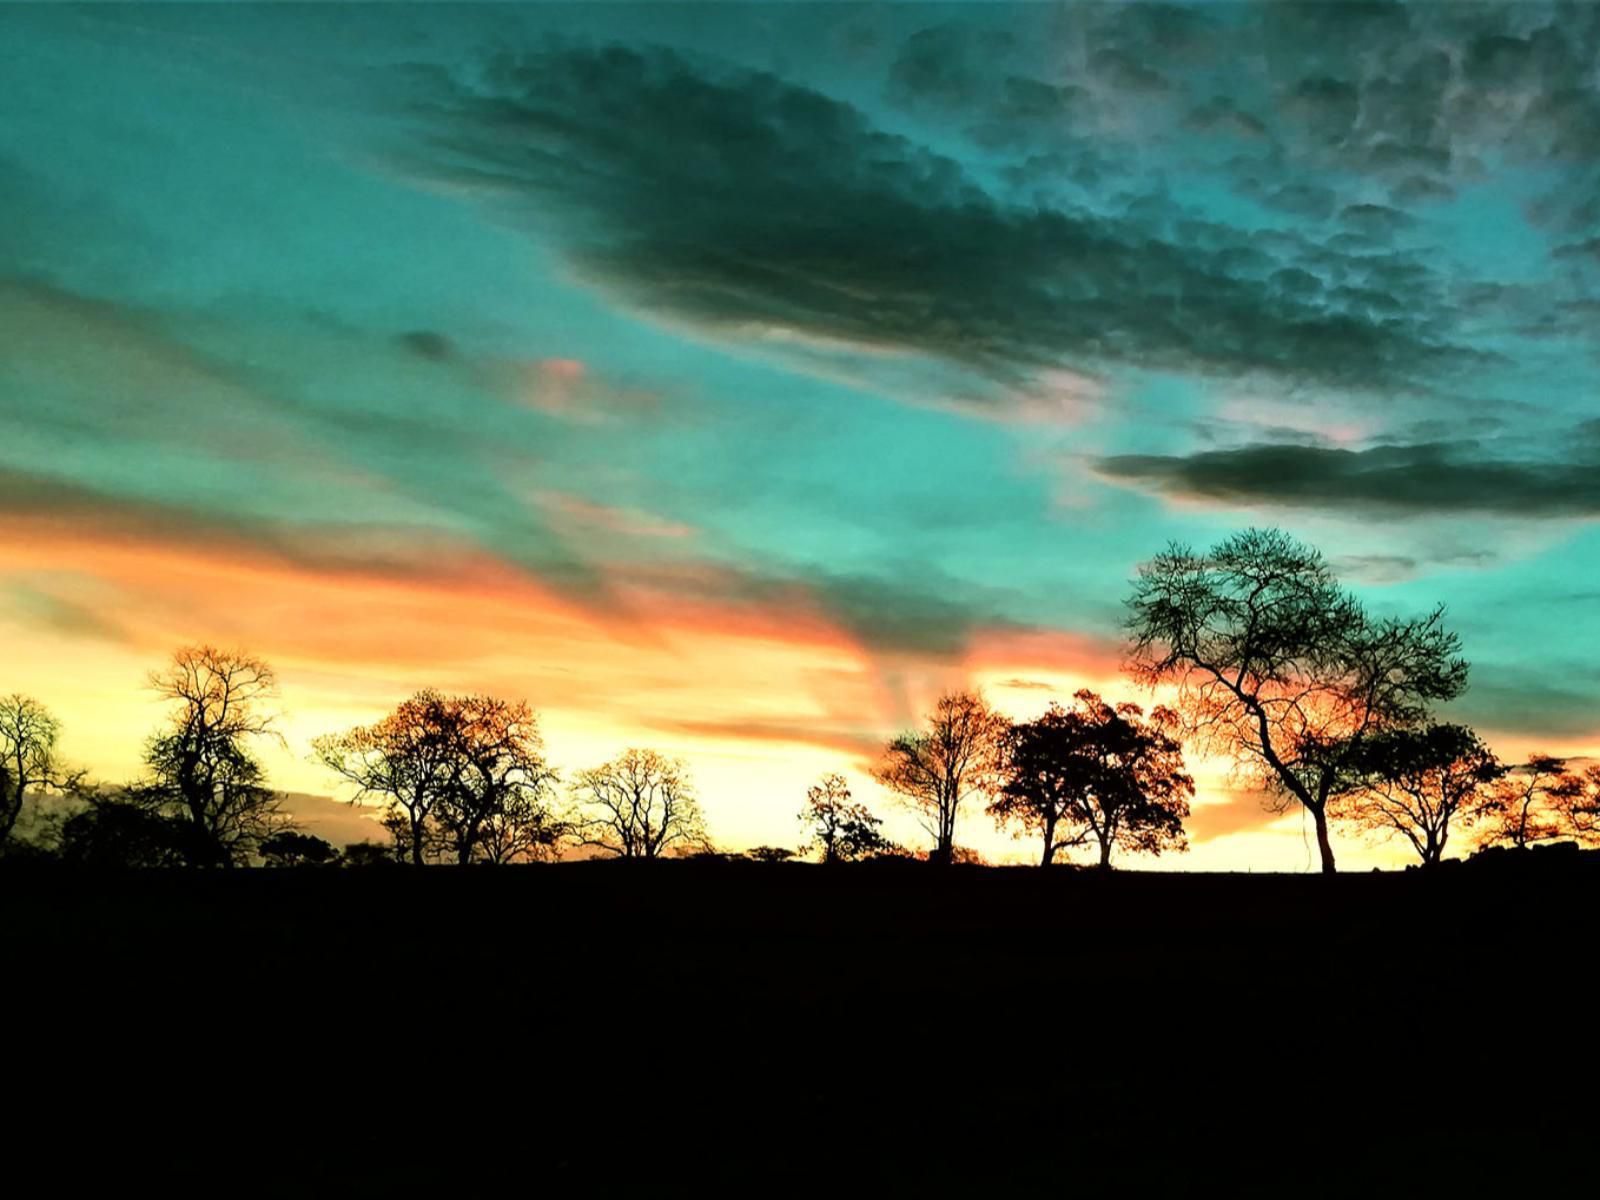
[6,856,1595,1192]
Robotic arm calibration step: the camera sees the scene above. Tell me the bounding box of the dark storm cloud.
[886,23,1018,112]
[398,41,1482,397]
[1096,435,1600,518]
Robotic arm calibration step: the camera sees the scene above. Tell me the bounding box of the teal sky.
[3,2,1599,865]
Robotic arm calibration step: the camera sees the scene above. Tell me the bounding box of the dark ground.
[5,855,1595,1192]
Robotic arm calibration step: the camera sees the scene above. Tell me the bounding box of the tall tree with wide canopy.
[874,691,1008,866]
[1126,529,1469,873]
[991,690,1193,868]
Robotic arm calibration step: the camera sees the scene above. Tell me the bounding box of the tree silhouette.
[429,696,560,864]
[142,646,290,866]
[0,694,69,847]
[746,846,796,863]
[315,691,462,866]
[1336,723,1502,867]
[340,840,398,868]
[1126,528,1468,873]
[1549,767,1600,847]
[571,748,707,859]
[59,794,191,868]
[474,785,570,864]
[260,831,340,867]
[991,690,1193,868]
[1475,754,1570,850]
[799,773,892,863]
[874,691,1007,866]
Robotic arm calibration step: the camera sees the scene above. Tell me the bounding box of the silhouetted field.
[8,856,1594,1191]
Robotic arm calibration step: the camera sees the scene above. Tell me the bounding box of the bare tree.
[430,696,560,864]
[874,691,1008,866]
[798,773,892,863]
[571,749,707,859]
[314,690,462,866]
[1336,724,1502,867]
[0,694,66,845]
[1475,754,1570,850]
[990,690,1192,869]
[143,646,290,866]
[1126,529,1468,873]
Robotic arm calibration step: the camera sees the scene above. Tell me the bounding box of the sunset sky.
[4,2,1599,868]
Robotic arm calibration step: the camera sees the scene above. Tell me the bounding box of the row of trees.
[3,529,1598,871]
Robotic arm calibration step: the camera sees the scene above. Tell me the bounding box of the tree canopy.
[1126,528,1468,872]
[991,689,1193,868]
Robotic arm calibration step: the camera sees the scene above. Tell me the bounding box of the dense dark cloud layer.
[1096,435,1600,517]
[397,40,1486,398]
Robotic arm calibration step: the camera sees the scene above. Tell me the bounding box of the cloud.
[395,329,457,361]
[394,41,1486,399]
[1095,435,1600,518]
[3,581,130,644]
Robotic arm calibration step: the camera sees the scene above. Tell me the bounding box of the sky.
[3,1,1598,868]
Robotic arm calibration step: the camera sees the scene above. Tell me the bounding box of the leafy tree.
[429,696,560,864]
[1475,754,1570,850]
[142,646,290,866]
[1336,724,1503,867]
[1549,767,1600,847]
[571,748,707,859]
[315,691,463,866]
[991,690,1193,868]
[260,831,341,867]
[798,773,892,863]
[873,691,1008,866]
[1126,528,1468,873]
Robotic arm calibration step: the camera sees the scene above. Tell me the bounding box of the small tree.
[991,690,1192,869]
[260,831,341,867]
[1336,724,1503,867]
[1550,767,1600,847]
[0,694,64,845]
[315,691,463,867]
[874,691,1008,866]
[571,748,707,859]
[341,841,399,868]
[58,793,191,868]
[143,646,290,866]
[1126,528,1469,873]
[746,846,796,863]
[475,784,569,864]
[799,773,892,863]
[1475,754,1570,850]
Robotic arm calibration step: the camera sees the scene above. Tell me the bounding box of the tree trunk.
[1097,838,1112,870]
[1312,805,1337,874]
[1040,818,1057,867]
[410,821,425,866]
